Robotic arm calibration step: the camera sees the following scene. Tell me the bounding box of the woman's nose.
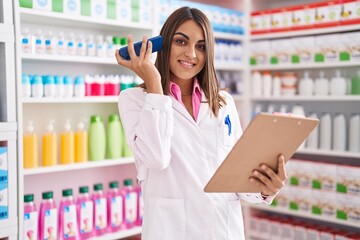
[184,45,196,58]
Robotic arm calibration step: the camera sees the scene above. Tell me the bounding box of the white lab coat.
[118,87,273,240]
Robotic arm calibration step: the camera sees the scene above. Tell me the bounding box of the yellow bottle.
[74,120,88,163]
[60,119,74,165]
[23,121,38,169]
[42,120,57,166]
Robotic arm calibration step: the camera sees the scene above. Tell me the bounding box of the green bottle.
[106,114,123,159]
[89,115,106,161]
[120,119,133,157]
[351,70,360,95]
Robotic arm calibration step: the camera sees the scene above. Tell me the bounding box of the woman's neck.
[172,77,194,96]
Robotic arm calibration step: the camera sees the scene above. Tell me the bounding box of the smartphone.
[119,35,163,60]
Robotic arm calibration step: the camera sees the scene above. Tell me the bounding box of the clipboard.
[204,112,319,193]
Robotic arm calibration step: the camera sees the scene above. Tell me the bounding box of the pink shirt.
[169,78,202,121]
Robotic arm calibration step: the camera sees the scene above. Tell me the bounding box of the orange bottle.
[42,120,57,166]
[74,120,88,163]
[23,121,38,168]
[60,119,74,165]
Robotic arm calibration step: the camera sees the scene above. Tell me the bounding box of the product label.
[80,201,93,233]
[111,196,123,227]
[24,212,38,240]
[43,209,58,240]
[341,2,360,21]
[125,192,137,224]
[95,198,107,230]
[63,205,77,238]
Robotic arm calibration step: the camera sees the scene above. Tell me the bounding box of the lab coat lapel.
[197,91,210,124]
[170,96,198,127]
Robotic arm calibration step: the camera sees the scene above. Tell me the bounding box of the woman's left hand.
[249,154,287,197]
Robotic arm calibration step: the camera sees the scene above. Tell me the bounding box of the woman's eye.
[176,39,186,45]
[197,44,206,51]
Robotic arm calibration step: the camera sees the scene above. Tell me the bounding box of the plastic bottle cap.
[74,76,84,85]
[124,179,133,186]
[79,186,89,193]
[63,76,73,85]
[109,181,119,188]
[64,119,72,131]
[319,71,325,78]
[303,71,309,78]
[113,36,121,45]
[42,191,53,199]
[26,121,34,133]
[94,183,103,191]
[120,37,127,46]
[62,189,73,197]
[108,114,120,122]
[46,121,55,132]
[90,115,103,123]
[54,75,64,85]
[22,74,31,84]
[78,121,85,130]
[24,194,34,203]
[31,75,43,85]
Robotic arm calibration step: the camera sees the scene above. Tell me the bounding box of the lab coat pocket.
[220,114,235,147]
[147,198,185,240]
[227,200,245,240]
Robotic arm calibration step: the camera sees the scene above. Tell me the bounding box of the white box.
[63,0,81,15]
[340,0,360,23]
[270,39,293,64]
[311,162,337,192]
[0,147,7,183]
[337,165,360,196]
[315,34,341,62]
[337,194,360,224]
[312,191,337,219]
[91,0,107,19]
[116,0,131,23]
[340,32,360,62]
[287,159,313,188]
[315,2,341,26]
[139,8,152,25]
[250,40,270,65]
[0,182,8,220]
[292,36,315,63]
[33,0,52,11]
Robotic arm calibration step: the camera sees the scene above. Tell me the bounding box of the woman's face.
[169,20,206,83]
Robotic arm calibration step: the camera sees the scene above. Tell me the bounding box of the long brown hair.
[141,6,226,116]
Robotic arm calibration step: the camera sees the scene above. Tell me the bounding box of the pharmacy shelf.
[250,61,360,71]
[251,96,360,102]
[0,23,14,42]
[215,63,244,71]
[296,149,360,159]
[23,157,135,176]
[232,94,246,101]
[0,226,17,239]
[251,24,360,40]
[214,32,244,41]
[19,8,153,32]
[91,227,142,240]
[22,96,118,104]
[0,122,17,132]
[21,54,117,65]
[245,203,360,229]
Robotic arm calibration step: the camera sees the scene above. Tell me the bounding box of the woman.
[115,6,287,240]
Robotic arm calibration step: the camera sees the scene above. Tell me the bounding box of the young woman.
[115,7,287,240]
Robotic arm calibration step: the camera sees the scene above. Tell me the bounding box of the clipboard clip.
[225,114,232,136]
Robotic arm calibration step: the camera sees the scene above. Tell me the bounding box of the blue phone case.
[119,35,163,60]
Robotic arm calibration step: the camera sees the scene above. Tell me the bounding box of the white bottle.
[320,113,332,150]
[291,105,305,116]
[54,75,64,98]
[306,112,319,149]
[43,75,56,98]
[252,71,262,97]
[66,33,76,56]
[96,35,106,58]
[74,76,85,97]
[349,114,360,152]
[21,28,33,54]
[106,35,114,58]
[63,76,73,98]
[279,104,288,113]
[330,70,347,96]
[272,73,281,97]
[314,71,329,96]
[332,113,346,151]
[262,71,272,97]
[22,74,31,98]
[267,104,276,114]
[31,75,44,98]
[77,34,86,56]
[57,31,66,55]
[44,30,55,55]
[298,71,314,96]
[87,34,96,57]
[33,29,45,54]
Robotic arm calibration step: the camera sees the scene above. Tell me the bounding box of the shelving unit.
[251,96,360,102]
[250,62,360,71]
[91,227,142,240]
[0,1,18,239]
[22,96,119,104]
[22,54,117,65]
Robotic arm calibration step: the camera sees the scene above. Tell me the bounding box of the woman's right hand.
[115,35,163,94]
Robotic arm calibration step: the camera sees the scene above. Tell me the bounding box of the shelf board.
[295,149,360,159]
[23,157,135,176]
[90,226,141,240]
[19,8,153,32]
[250,61,360,70]
[22,96,119,104]
[0,23,14,43]
[215,63,244,71]
[0,122,17,132]
[245,203,360,229]
[214,32,244,41]
[21,53,117,65]
[251,24,360,40]
[251,96,360,102]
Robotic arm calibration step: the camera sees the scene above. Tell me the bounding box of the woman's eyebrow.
[173,32,205,43]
